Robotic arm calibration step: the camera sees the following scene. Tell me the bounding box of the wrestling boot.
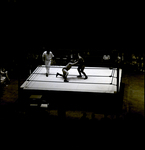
[84,76,88,79]
[64,76,69,82]
[64,79,69,82]
[56,73,58,77]
[77,75,82,77]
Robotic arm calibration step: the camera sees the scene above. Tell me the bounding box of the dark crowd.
[0,48,145,81]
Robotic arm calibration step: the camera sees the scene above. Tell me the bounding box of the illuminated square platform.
[20,65,123,113]
[21,65,122,93]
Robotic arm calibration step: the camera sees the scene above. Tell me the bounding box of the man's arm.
[51,52,54,58]
[70,61,78,66]
[0,71,5,75]
[0,70,7,75]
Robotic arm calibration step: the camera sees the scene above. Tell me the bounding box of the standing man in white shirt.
[42,49,54,77]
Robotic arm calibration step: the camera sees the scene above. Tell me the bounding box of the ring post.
[117,64,119,93]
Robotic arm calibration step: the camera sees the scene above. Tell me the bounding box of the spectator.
[139,54,145,72]
[0,67,10,84]
[103,52,111,67]
[103,54,110,61]
[142,54,145,72]
[131,54,138,71]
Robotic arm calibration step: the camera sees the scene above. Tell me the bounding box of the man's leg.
[45,60,51,77]
[82,71,88,79]
[62,69,69,82]
[45,61,49,76]
[77,66,82,77]
[56,69,69,82]
[47,60,51,74]
[81,66,88,79]
[56,68,65,77]
[56,72,63,77]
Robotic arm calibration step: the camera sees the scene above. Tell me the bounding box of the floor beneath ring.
[0,70,144,122]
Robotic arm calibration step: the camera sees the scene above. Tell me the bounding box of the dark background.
[1,1,144,75]
[3,1,144,51]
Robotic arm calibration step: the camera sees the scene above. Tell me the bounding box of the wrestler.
[77,53,88,79]
[56,60,78,82]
